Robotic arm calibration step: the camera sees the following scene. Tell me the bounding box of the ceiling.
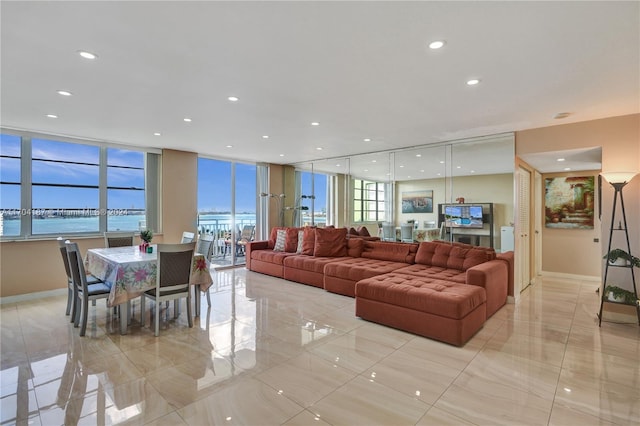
[1,1,637,175]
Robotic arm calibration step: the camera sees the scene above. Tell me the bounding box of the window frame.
[352,178,386,223]
[0,129,160,239]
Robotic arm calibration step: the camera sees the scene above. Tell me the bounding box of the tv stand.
[438,202,494,248]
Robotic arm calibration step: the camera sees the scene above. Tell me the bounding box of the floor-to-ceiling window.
[197,157,256,267]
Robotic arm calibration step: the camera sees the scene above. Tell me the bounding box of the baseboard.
[539,271,600,282]
[0,288,66,305]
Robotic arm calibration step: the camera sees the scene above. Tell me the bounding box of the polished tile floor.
[1,270,639,425]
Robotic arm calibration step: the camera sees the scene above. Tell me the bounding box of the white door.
[516,166,532,294]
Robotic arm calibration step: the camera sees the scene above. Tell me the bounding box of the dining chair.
[104,231,135,248]
[140,242,195,336]
[57,237,105,320]
[65,241,112,336]
[195,233,214,312]
[181,231,195,243]
[381,223,396,241]
[400,223,414,243]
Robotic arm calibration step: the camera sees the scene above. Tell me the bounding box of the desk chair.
[181,231,195,243]
[382,223,396,241]
[400,223,414,243]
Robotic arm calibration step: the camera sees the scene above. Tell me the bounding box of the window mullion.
[99,146,108,232]
[21,136,31,237]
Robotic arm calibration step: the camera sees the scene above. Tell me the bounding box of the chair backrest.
[156,242,195,292]
[424,220,436,229]
[181,231,195,243]
[439,221,447,240]
[238,225,255,242]
[104,232,135,248]
[382,223,395,241]
[196,233,214,261]
[65,241,88,293]
[400,223,413,241]
[57,237,72,282]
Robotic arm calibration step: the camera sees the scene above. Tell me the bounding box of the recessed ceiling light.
[183,118,192,122]
[416,154,422,157]
[437,173,441,176]
[372,160,377,163]
[153,132,161,136]
[57,90,72,96]
[46,114,58,118]
[399,165,404,168]
[78,50,97,59]
[456,165,461,169]
[311,122,320,126]
[428,40,445,49]
[554,112,571,119]
[466,79,480,86]
[262,135,269,139]
[564,167,572,171]
[364,169,369,172]
[420,169,425,172]
[470,170,476,173]
[279,154,285,157]
[363,138,371,142]
[226,145,233,148]
[336,164,341,167]
[316,147,323,150]
[557,158,565,162]
[439,160,445,164]
[228,96,239,102]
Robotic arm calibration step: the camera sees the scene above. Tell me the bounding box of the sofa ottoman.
[355,273,486,346]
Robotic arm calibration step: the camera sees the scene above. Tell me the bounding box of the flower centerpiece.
[140,229,153,252]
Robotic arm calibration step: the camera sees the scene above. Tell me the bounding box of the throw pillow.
[285,227,300,252]
[357,226,370,237]
[314,227,348,257]
[301,227,316,255]
[273,229,286,252]
[348,227,359,236]
[296,230,304,253]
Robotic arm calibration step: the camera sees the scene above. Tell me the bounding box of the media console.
[438,202,494,248]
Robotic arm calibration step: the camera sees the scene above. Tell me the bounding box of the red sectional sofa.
[246,226,512,346]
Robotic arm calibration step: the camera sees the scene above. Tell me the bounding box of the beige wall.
[516,114,640,281]
[396,173,515,250]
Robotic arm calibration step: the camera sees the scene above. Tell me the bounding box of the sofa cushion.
[347,237,364,257]
[301,227,316,255]
[314,227,348,257]
[361,241,418,263]
[393,264,467,283]
[357,226,371,237]
[285,227,301,252]
[355,273,486,320]
[273,229,286,251]
[415,242,490,271]
[324,257,409,282]
[251,249,297,265]
[283,254,347,274]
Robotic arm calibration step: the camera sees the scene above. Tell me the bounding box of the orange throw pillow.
[301,227,316,255]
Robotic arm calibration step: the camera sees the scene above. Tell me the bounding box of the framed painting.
[544,176,595,229]
[402,190,433,213]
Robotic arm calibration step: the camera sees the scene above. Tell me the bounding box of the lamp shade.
[600,171,638,184]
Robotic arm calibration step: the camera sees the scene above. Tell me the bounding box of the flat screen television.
[444,205,484,228]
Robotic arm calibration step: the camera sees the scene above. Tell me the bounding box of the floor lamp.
[598,171,639,326]
[260,192,285,226]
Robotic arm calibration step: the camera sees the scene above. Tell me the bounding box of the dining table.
[84,245,213,334]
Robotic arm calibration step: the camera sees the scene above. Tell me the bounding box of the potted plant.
[140,229,153,252]
[604,285,637,304]
[603,248,639,267]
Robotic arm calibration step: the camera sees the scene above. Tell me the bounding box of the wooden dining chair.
[57,237,105,321]
[104,231,135,248]
[65,241,111,336]
[140,242,195,336]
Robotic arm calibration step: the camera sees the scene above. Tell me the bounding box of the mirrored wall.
[288,133,515,251]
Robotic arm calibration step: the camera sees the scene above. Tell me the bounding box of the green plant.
[140,229,153,243]
[604,285,637,304]
[604,248,640,267]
